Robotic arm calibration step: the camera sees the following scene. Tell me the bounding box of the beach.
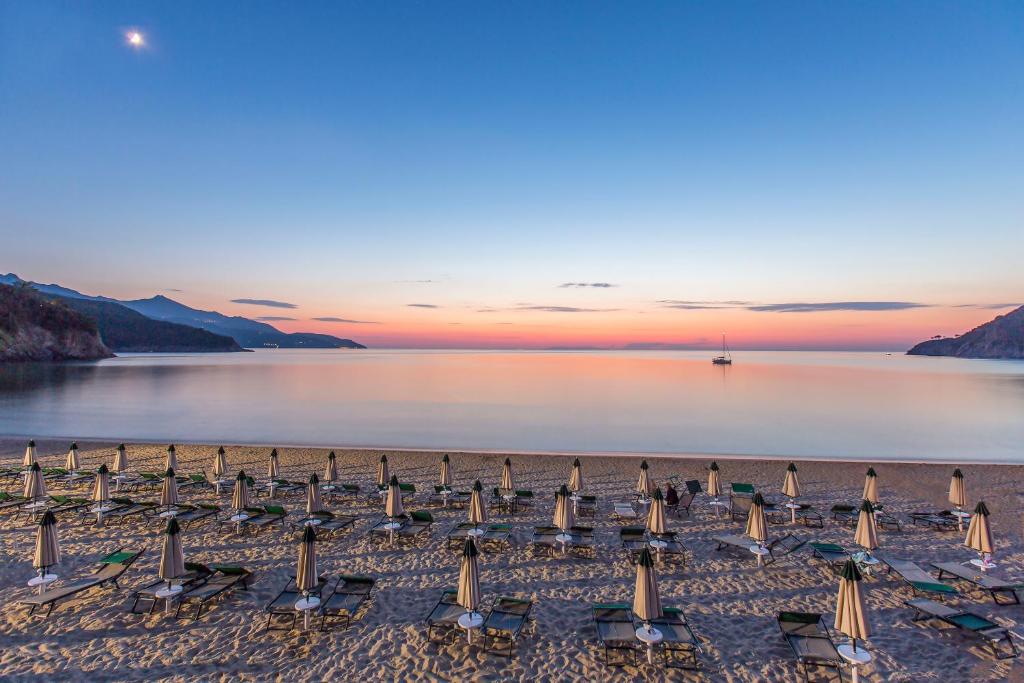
[1,438,1021,681]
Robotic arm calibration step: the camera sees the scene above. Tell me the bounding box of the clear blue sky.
[1,1,1021,348]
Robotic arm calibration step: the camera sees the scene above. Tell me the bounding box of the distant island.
[907,305,1024,359]
[0,284,113,361]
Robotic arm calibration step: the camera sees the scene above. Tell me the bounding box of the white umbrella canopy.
[267,449,280,479]
[213,447,228,480]
[500,458,515,492]
[457,538,482,614]
[159,517,185,582]
[160,468,179,508]
[165,445,178,472]
[633,547,663,624]
[23,463,48,502]
[468,480,487,526]
[568,457,583,493]
[965,501,994,555]
[325,451,338,483]
[34,510,61,572]
[23,440,37,468]
[707,462,722,497]
[112,444,128,474]
[92,464,110,503]
[835,559,871,650]
[782,463,800,498]
[637,460,653,497]
[745,492,768,544]
[553,484,575,531]
[307,473,325,515]
[377,455,390,488]
[949,468,966,508]
[386,474,404,519]
[854,499,879,552]
[296,525,318,594]
[862,468,879,505]
[231,471,250,512]
[439,454,452,488]
[65,442,80,472]
[647,488,667,535]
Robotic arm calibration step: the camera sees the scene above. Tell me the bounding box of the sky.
[1,1,1021,349]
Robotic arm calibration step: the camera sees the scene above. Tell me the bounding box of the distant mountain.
[52,295,245,353]
[0,274,366,349]
[0,284,113,362]
[907,306,1024,359]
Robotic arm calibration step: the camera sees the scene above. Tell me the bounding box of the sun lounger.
[264,575,328,632]
[425,589,463,641]
[612,502,638,519]
[396,510,434,542]
[130,562,214,614]
[830,504,858,526]
[532,526,593,556]
[620,526,647,553]
[174,503,221,528]
[429,485,469,506]
[653,607,702,669]
[808,542,852,574]
[45,495,91,516]
[482,596,533,658]
[575,494,597,518]
[932,562,1023,605]
[20,548,144,617]
[906,597,1019,659]
[777,611,844,682]
[713,533,805,565]
[482,523,513,550]
[176,565,252,620]
[291,511,356,537]
[910,510,960,531]
[319,575,375,631]
[592,603,638,667]
[369,514,406,537]
[104,498,159,525]
[878,557,958,598]
[0,492,27,513]
[730,493,754,521]
[240,505,288,535]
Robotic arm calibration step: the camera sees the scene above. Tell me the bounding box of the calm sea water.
[1,350,1022,463]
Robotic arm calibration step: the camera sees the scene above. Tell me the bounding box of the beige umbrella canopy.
[949,469,966,508]
[296,525,318,595]
[65,442,80,472]
[782,463,800,498]
[746,492,768,545]
[568,457,583,493]
[325,451,338,484]
[457,538,482,615]
[165,445,178,472]
[854,500,879,553]
[633,547,663,625]
[377,454,390,487]
[213,447,228,480]
[647,488,667,535]
[834,559,871,651]
[23,463,48,502]
[159,517,185,583]
[965,501,994,556]
[386,474,404,519]
[553,484,575,531]
[500,458,515,492]
[231,471,250,512]
[637,460,653,497]
[862,468,879,505]
[307,473,325,515]
[160,468,179,509]
[93,464,110,503]
[34,510,61,574]
[439,454,452,488]
[112,444,128,474]
[707,462,722,497]
[23,439,36,468]
[267,449,280,479]
[469,480,487,526]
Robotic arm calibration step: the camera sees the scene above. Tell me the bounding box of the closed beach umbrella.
[637,460,652,497]
[325,451,338,484]
[231,470,249,512]
[854,500,879,553]
[862,468,879,504]
[553,484,575,531]
[377,455,389,487]
[159,517,185,582]
[707,462,722,497]
[296,525,318,594]
[34,510,61,573]
[469,480,487,526]
[113,444,128,473]
[267,449,280,479]
[165,445,178,472]
[386,474,404,519]
[307,473,325,515]
[965,501,994,556]
[782,463,800,498]
[647,488,667,535]
[213,447,227,480]
[633,547,663,625]
[834,559,870,651]
[568,458,583,493]
[93,464,110,503]
[500,458,515,491]
[439,454,452,488]
[745,492,768,544]
[23,463,47,502]
[160,468,179,508]
[24,440,36,468]
[65,442,80,472]
[949,469,966,508]
[457,538,482,615]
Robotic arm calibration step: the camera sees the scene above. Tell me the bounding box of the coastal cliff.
[907,305,1024,359]
[0,284,113,362]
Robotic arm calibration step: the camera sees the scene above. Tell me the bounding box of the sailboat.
[712,334,732,365]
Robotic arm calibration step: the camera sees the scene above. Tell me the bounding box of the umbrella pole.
[37,568,45,596]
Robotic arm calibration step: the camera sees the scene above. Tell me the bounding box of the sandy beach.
[1,438,1022,682]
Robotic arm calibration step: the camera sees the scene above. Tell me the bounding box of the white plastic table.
[230,512,249,534]
[555,532,573,554]
[837,644,871,683]
[159,509,178,518]
[749,544,770,567]
[155,584,183,615]
[304,518,323,526]
[28,573,57,595]
[458,611,484,644]
[467,526,485,538]
[649,539,668,560]
[708,499,728,518]
[384,520,402,545]
[970,556,996,572]
[785,501,800,524]
[294,595,321,630]
[635,625,663,664]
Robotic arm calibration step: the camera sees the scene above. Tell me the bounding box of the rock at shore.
[907,305,1024,359]
[0,284,113,362]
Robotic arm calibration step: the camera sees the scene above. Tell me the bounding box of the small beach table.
[295,594,321,630]
[635,624,663,665]
[837,644,871,683]
[28,572,57,595]
[156,584,183,615]
[458,611,484,644]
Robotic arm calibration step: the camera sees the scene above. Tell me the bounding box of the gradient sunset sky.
[2,2,1021,349]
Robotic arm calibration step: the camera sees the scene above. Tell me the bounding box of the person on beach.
[665,483,679,508]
